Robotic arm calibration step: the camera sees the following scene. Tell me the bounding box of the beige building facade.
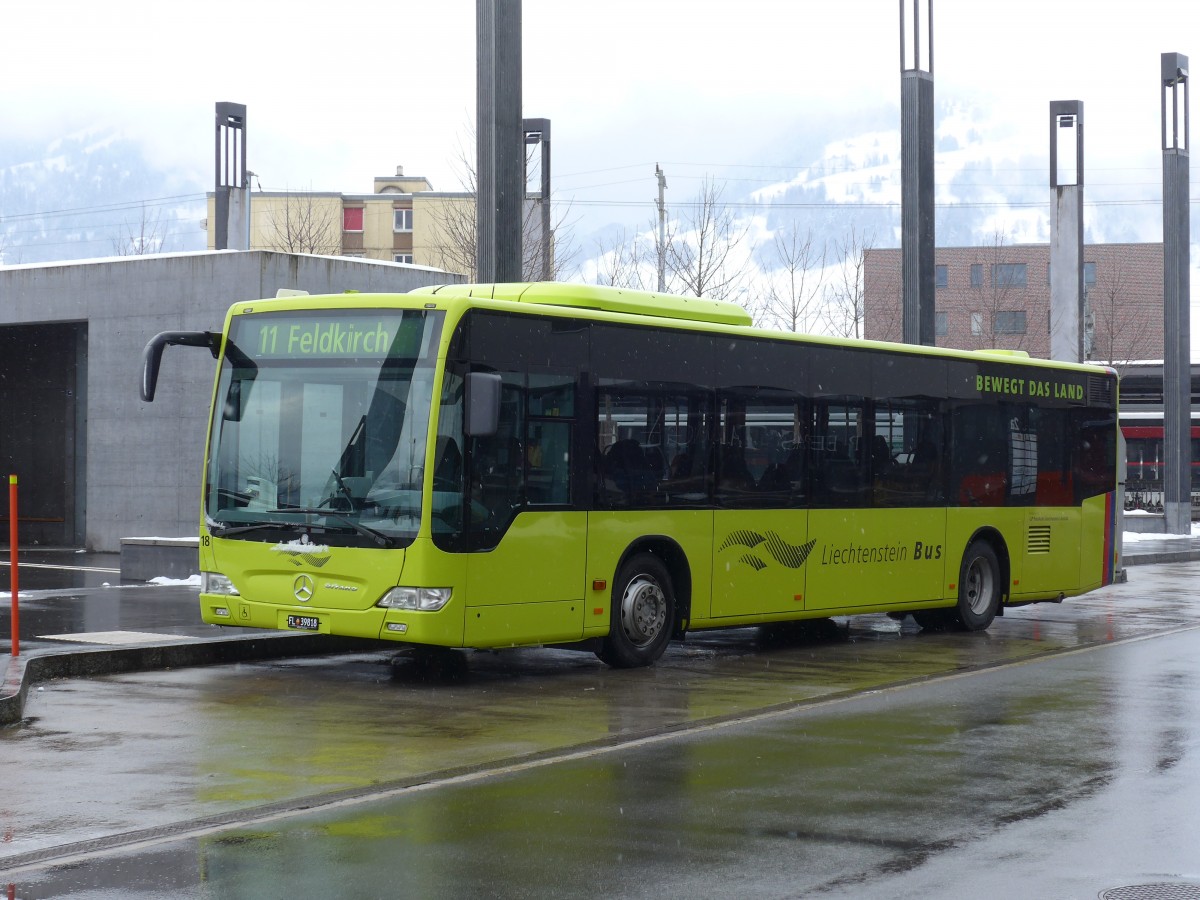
[206,168,475,275]
[864,243,1165,364]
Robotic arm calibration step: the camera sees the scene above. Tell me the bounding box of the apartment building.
[206,166,552,280]
[864,243,1165,363]
[206,167,476,274]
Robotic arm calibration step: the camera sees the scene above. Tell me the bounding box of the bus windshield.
[204,309,444,547]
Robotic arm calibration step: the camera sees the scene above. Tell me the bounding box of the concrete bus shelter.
[0,250,461,553]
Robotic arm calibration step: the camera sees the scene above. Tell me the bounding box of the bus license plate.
[287,615,320,631]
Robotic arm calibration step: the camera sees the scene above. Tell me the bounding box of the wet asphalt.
[2,536,1200,896]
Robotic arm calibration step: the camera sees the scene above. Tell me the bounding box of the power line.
[560,196,1189,211]
[0,193,206,224]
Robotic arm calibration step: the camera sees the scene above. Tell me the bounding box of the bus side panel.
[1078,493,1114,591]
[805,508,947,610]
[711,509,809,617]
[584,510,714,636]
[464,511,588,644]
[1018,507,1081,597]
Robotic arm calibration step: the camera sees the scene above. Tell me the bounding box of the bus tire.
[597,553,675,668]
[955,540,1001,631]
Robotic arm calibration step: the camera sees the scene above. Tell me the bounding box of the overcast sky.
[1,1,1197,236]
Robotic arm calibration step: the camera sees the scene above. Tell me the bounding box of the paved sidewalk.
[0,549,375,724]
[2,532,1199,724]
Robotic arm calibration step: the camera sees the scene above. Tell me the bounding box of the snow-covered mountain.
[0,128,206,265]
[0,98,1173,273]
[744,98,1166,251]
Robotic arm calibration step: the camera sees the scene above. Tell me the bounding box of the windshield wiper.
[209,521,293,538]
[269,508,398,548]
[325,467,355,509]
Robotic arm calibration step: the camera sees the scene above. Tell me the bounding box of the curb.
[0,633,379,726]
[1123,549,1200,567]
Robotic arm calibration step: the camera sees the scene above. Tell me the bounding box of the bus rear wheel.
[954,540,1001,631]
[597,553,674,668]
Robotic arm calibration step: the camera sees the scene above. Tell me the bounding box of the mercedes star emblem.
[293,573,315,603]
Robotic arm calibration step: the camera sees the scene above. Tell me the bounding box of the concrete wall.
[0,251,460,551]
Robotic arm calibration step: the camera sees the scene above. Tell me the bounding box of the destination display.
[234,312,428,360]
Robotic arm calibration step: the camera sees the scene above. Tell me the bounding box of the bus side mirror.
[141,331,220,402]
[465,372,502,437]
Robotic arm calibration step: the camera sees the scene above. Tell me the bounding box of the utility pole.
[655,164,667,292]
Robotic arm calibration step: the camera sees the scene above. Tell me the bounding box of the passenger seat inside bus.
[603,439,659,505]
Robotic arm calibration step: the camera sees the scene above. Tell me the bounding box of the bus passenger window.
[811,400,869,507]
[527,421,571,505]
[602,438,659,507]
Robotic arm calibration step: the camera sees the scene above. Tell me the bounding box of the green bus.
[141,283,1120,668]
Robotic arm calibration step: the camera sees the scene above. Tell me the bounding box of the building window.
[394,208,413,232]
[970,264,983,288]
[994,311,1027,334]
[935,311,948,336]
[343,252,366,258]
[971,312,983,335]
[394,253,413,264]
[991,263,1027,287]
[935,265,948,288]
[343,207,364,232]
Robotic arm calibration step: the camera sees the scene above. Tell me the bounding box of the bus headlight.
[202,572,241,596]
[377,587,452,611]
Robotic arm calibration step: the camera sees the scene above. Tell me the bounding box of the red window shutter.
[343,207,364,231]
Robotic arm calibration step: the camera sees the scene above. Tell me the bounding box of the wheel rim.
[963,555,995,616]
[619,574,667,648]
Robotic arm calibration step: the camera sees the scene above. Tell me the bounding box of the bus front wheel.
[954,540,1001,631]
[597,553,675,668]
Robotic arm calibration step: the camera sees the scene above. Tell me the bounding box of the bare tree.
[947,230,1029,351]
[591,226,655,290]
[759,224,826,332]
[424,137,576,281]
[1088,257,1157,373]
[664,177,751,302]
[264,191,342,255]
[113,203,165,256]
[823,226,874,338]
[426,195,478,280]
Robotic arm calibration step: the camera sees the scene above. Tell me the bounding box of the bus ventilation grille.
[1027,525,1051,554]
[1087,375,1115,406]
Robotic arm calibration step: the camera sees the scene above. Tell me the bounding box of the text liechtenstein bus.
[141,283,1120,668]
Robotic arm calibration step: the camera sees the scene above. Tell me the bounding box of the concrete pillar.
[523,118,552,280]
[900,0,935,346]
[1049,101,1084,363]
[476,0,523,283]
[1162,53,1191,534]
[213,102,248,252]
